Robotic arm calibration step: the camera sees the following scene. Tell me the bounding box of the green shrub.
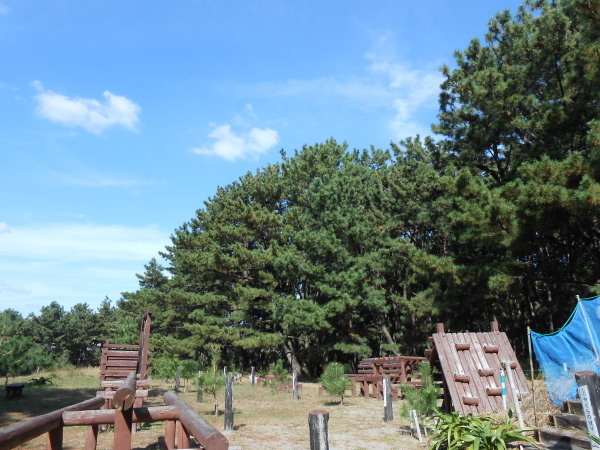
[319,362,353,405]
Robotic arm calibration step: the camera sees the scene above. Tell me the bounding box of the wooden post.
[174,366,181,392]
[308,409,329,450]
[85,424,98,450]
[224,375,234,430]
[47,427,63,450]
[251,367,256,386]
[114,407,133,450]
[383,375,393,422]
[293,371,299,400]
[436,323,445,334]
[177,421,190,449]
[165,420,176,449]
[575,371,600,448]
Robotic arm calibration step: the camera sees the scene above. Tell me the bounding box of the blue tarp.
[530,296,600,405]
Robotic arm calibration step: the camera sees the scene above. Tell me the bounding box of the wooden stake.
[308,409,329,450]
[224,375,234,430]
[383,375,393,422]
[293,371,299,400]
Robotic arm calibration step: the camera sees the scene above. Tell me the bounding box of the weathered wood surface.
[62,406,178,425]
[429,320,530,415]
[101,379,149,390]
[224,376,234,431]
[309,409,329,450]
[164,391,229,450]
[0,396,104,449]
[383,376,393,422]
[113,371,137,410]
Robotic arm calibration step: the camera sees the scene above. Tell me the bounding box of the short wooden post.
[383,375,393,422]
[251,367,256,386]
[165,420,176,449]
[224,375,234,430]
[177,421,190,449]
[575,371,600,448]
[85,424,98,450]
[114,407,133,450]
[47,427,63,450]
[309,409,329,450]
[293,371,299,400]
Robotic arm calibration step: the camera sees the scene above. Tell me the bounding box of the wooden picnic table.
[349,356,426,399]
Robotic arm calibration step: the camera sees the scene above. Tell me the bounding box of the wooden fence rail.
[0,390,228,450]
[0,396,105,449]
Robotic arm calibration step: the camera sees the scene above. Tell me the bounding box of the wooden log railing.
[0,396,105,449]
[0,380,228,449]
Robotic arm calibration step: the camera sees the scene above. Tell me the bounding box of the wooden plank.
[454,332,480,414]
[433,333,466,414]
[460,332,494,414]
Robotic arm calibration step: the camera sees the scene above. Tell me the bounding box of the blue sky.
[0,0,524,316]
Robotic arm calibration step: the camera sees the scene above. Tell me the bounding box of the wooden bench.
[5,383,25,399]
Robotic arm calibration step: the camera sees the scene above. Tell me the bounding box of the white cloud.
[33,81,141,134]
[237,43,443,140]
[0,222,167,262]
[366,53,443,138]
[0,222,9,233]
[192,123,279,162]
[0,222,170,315]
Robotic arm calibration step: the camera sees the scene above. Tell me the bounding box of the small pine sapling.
[319,362,353,405]
[401,362,439,423]
[196,356,225,415]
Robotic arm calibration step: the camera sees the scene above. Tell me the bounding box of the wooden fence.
[0,372,228,450]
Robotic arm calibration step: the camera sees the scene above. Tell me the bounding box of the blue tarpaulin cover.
[530,296,600,405]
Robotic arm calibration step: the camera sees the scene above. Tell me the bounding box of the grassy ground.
[1,367,426,449]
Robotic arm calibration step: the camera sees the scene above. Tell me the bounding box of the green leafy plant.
[401,362,440,421]
[428,410,539,449]
[319,362,353,405]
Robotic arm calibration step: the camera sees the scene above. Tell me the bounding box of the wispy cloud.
[0,222,170,314]
[0,222,168,262]
[0,3,9,15]
[365,52,443,138]
[192,123,280,162]
[49,170,149,188]
[32,81,141,134]
[236,40,443,140]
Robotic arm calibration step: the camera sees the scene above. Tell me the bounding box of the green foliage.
[152,356,179,381]
[319,362,352,405]
[196,356,226,415]
[10,0,600,377]
[0,309,57,382]
[428,410,539,450]
[401,362,439,420]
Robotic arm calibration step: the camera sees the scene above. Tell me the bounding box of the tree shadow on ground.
[0,385,98,428]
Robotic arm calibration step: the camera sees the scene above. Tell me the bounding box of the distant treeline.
[2,0,598,379]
